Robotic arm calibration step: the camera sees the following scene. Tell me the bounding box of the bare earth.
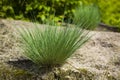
[0,19,120,80]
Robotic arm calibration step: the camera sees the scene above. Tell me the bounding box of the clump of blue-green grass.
[18,5,100,66]
[73,4,101,30]
[18,26,89,66]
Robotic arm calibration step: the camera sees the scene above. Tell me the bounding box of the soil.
[0,19,120,80]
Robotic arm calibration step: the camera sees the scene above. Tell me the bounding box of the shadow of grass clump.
[0,59,118,80]
[7,59,55,73]
[0,59,57,80]
[4,59,94,80]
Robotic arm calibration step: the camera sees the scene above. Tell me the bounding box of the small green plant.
[81,0,120,31]
[73,4,100,30]
[18,26,89,66]
[18,5,100,66]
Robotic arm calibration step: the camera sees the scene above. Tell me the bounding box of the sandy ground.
[0,19,120,80]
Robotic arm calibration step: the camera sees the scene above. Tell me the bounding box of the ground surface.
[0,19,120,80]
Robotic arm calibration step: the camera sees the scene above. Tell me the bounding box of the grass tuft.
[18,26,89,66]
[17,5,100,66]
[73,4,101,30]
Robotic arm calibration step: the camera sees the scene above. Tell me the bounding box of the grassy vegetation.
[18,26,89,66]
[73,4,100,30]
[17,4,100,66]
